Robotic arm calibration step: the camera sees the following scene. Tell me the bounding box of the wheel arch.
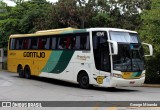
[77,70,90,83]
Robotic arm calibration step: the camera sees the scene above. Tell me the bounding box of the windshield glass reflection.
[110,31,145,72]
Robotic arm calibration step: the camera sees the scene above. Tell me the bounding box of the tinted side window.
[56,32,90,50]
[31,38,38,49]
[57,35,76,50]
[38,37,50,49]
[51,37,56,49]
[15,38,23,50]
[22,38,31,49]
[9,33,90,50]
[10,38,16,50]
[58,36,67,49]
[74,33,90,50]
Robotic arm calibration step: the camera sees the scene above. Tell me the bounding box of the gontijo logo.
[23,52,45,58]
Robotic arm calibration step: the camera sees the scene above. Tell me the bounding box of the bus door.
[92,31,111,74]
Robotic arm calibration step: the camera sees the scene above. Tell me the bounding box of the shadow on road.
[91,86,138,92]
[13,75,139,92]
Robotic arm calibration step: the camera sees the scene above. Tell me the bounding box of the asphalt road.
[0,70,160,110]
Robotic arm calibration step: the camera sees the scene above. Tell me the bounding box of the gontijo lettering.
[23,52,45,58]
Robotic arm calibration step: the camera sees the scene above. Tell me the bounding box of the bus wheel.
[24,66,31,79]
[78,72,90,89]
[17,65,24,78]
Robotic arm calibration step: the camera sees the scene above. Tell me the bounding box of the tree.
[139,0,160,83]
[0,0,11,48]
[106,0,151,30]
[52,0,106,28]
[1,0,53,33]
[10,0,24,5]
[0,0,54,48]
[90,13,110,27]
[16,0,53,33]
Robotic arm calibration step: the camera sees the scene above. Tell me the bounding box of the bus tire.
[24,66,31,79]
[17,65,24,78]
[78,72,90,89]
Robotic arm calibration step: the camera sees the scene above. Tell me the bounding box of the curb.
[142,84,160,88]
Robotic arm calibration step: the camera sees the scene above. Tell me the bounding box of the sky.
[3,0,58,6]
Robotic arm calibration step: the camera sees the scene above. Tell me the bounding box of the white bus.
[8,27,153,88]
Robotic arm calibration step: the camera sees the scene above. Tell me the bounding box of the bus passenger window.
[66,37,71,49]
[86,36,90,49]
[51,37,56,49]
[79,35,90,50]
[38,38,43,49]
[31,38,38,49]
[10,38,16,50]
[75,36,80,49]
[70,37,76,49]
[80,37,86,49]
[23,39,29,49]
[58,37,66,49]
[16,39,23,50]
[74,33,90,50]
[38,38,48,49]
[45,38,50,49]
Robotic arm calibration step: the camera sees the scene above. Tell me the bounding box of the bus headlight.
[113,73,122,78]
[141,73,145,77]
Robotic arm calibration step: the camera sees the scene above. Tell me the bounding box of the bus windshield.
[110,31,145,72]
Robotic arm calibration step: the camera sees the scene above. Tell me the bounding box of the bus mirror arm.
[142,42,153,56]
[107,40,118,55]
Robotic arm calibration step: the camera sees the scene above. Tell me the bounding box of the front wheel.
[24,66,31,79]
[78,72,90,89]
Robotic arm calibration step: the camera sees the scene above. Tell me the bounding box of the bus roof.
[9,27,137,38]
[9,27,78,38]
[89,28,137,33]
[35,27,76,33]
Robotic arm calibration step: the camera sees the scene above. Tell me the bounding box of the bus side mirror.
[142,42,153,56]
[107,40,118,55]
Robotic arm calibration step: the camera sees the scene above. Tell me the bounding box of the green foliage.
[90,13,110,27]
[0,0,53,43]
[139,0,160,83]
[0,0,146,39]
[9,0,53,33]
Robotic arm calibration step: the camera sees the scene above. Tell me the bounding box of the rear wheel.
[17,65,24,78]
[24,66,31,79]
[78,72,90,89]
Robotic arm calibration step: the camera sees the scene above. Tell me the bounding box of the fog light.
[113,73,122,78]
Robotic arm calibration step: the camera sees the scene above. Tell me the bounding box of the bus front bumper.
[110,77,145,87]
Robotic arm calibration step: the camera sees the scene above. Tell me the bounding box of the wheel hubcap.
[82,76,88,85]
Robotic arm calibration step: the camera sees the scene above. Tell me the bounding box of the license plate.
[130,81,135,84]
[122,72,132,79]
